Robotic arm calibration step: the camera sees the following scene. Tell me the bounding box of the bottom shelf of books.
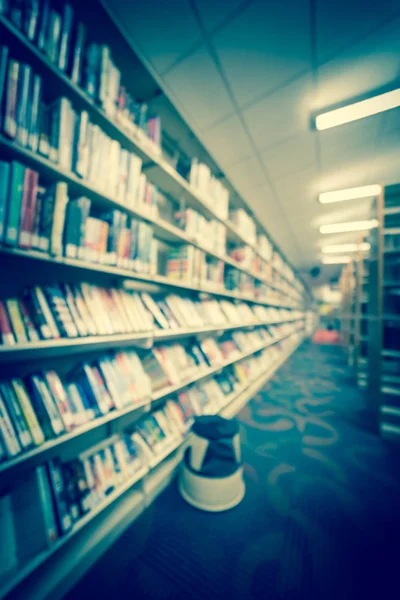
[0,331,304,600]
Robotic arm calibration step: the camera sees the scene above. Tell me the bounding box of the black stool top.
[192,415,239,441]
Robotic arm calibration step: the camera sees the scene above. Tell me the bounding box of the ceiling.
[103,0,400,281]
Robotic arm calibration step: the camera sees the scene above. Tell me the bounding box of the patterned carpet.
[65,341,400,600]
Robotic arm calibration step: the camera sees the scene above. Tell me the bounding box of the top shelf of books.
[0,4,305,302]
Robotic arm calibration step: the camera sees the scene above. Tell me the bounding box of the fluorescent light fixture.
[318,184,381,204]
[321,255,351,265]
[316,88,400,130]
[321,242,371,254]
[319,219,378,234]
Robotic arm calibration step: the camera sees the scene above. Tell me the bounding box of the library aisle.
[66,340,400,600]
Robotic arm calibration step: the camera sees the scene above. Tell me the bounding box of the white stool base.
[178,465,245,512]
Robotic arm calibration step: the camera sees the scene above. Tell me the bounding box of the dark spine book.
[0,0,9,16]
[3,59,19,139]
[46,10,62,64]
[43,285,78,338]
[19,169,38,248]
[31,183,44,249]
[0,382,33,450]
[69,22,86,85]
[58,3,73,71]
[63,197,80,259]
[18,298,40,341]
[36,0,51,50]
[0,393,21,458]
[26,375,64,438]
[22,288,52,339]
[0,160,10,242]
[23,0,40,41]
[4,161,25,246]
[84,43,99,99]
[46,460,73,535]
[0,45,9,131]
[9,0,23,28]
[16,64,31,147]
[38,185,56,252]
[27,74,42,153]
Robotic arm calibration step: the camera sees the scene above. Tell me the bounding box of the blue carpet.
[65,341,400,600]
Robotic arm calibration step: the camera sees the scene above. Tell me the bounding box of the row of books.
[174,208,227,257]
[0,332,304,581]
[188,159,229,221]
[230,209,257,246]
[0,163,158,270]
[0,321,303,461]
[0,277,304,346]
[0,1,161,148]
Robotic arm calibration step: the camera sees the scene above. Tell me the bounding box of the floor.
[65,341,400,600]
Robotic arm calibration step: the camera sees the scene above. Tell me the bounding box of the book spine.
[0,382,33,450]
[58,4,74,71]
[0,393,21,458]
[4,161,25,245]
[50,182,69,255]
[37,0,51,50]
[0,300,15,346]
[10,379,45,446]
[38,186,55,252]
[0,160,10,241]
[3,59,19,140]
[28,74,42,153]
[23,288,52,340]
[32,286,60,338]
[0,45,9,132]
[5,298,28,343]
[19,169,38,248]
[36,466,59,546]
[16,63,31,147]
[18,298,40,342]
[46,10,62,64]
[70,22,86,85]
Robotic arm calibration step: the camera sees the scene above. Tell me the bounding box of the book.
[44,371,75,432]
[0,381,33,450]
[3,58,19,139]
[50,182,69,255]
[0,495,18,580]
[58,3,74,71]
[5,298,28,343]
[69,22,86,85]
[62,284,88,337]
[0,299,15,345]
[11,467,58,562]
[19,168,39,248]
[4,161,25,245]
[46,10,62,64]
[46,459,73,535]
[31,286,60,338]
[27,74,42,153]
[18,298,40,342]
[0,392,21,458]
[27,375,65,438]
[43,285,78,338]
[0,45,9,131]
[0,160,10,241]
[22,0,40,41]
[37,0,51,51]
[37,184,56,252]
[16,63,32,147]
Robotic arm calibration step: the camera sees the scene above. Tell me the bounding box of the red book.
[0,300,16,346]
[19,169,39,248]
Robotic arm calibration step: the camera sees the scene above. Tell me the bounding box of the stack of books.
[188,159,229,220]
[174,208,227,256]
[0,3,160,150]
[0,284,154,346]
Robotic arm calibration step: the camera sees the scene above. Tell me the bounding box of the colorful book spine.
[4,161,25,245]
[0,382,32,450]
[0,393,21,458]
[46,460,73,535]
[10,379,45,446]
[5,298,28,343]
[19,169,38,248]
[18,298,40,342]
[0,300,15,346]
[3,59,19,139]
[50,182,68,255]
[28,375,65,438]
[0,160,11,241]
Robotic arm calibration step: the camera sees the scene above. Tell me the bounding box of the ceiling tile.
[261,132,317,181]
[105,0,202,74]
[315,0,400,65]
[164,47,234,132]
[200,114,253,167]
[315,16,400,112]
[242,73,314,151]
[212,0,311,109]
[226,156,267,192]
[193,0,246,33]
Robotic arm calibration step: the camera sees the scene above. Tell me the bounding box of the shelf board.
[0,14,303,302]
[382,349,400,359]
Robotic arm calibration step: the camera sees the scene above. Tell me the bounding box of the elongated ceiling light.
[319,219,378,234]
[318,184,381,204]
[321,242,371,254]
[316,88,400,130]
[321,256,351,264]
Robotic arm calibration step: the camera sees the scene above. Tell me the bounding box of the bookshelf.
[0,2,310,598]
